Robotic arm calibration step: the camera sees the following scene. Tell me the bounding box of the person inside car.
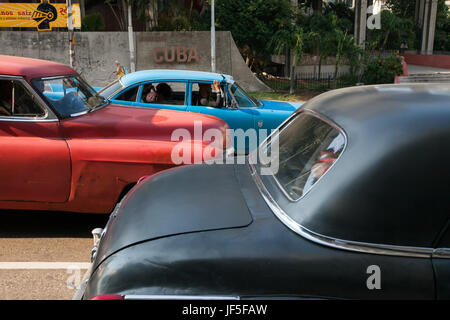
[142,84,158,103]
[155,83,172,103]
[198,80,222,108]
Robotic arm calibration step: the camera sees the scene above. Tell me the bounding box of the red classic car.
[0,55,230,213]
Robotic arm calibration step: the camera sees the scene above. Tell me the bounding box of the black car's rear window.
[272,112,345,200]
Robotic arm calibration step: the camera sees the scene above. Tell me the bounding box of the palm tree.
[270,26,305,94]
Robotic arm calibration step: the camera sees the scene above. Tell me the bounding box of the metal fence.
[259,72,356,92]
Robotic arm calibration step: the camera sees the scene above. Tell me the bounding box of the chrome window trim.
[40,74,77,81]
[0,75,58,122]
[249,109,450,259]
[98,79,125,99]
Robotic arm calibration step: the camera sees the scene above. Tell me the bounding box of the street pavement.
[0,210,109,300]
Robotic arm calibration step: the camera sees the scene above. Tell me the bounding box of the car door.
[0,76,71,203]
[187,81,256,154]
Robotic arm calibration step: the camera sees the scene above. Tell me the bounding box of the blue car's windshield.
[98,80,124,99]
[230,83,258,108]
[33,75,108,118]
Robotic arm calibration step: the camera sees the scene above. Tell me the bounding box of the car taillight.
[90,294,124,300]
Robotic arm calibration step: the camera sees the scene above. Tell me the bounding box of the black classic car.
[77,83,450,300]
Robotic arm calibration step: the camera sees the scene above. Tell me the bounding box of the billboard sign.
[0,1,81,31]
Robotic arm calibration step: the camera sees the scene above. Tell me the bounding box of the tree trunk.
[333,64,339,89]
[79,0,86,20]
[318,56,322,80]
[107,2,125,31]
[145,0,158,30]
[121,0,128,28]
[290,65,296,95]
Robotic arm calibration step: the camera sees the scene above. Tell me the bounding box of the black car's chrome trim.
[250,161,438,258]
[123,295,240,300]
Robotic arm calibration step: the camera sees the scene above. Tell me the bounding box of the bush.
[363,55,404,85]
[81,13,105,32]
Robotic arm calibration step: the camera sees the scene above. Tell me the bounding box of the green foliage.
[323,2,354,34]
[215,0,293,70]
[299,11,361,82]
[269,25,304,93]
[81,13,106,32]
[386,0,416,19]
[362,55,404,85]
[367,10,416,50]
[154,0,210,31]
[434,0,450,51]
[386,0,450,51]
[270,26,305,64]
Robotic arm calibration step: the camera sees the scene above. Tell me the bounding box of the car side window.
[0,79,45,118]
[140,82,186,105]
[115,86,138,102]
[191,82,223,108]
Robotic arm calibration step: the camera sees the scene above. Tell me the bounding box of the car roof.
[120,69,233,87]
[303,83,450,131]
[0,55,76,80]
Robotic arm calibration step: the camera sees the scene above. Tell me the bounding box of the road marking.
[0,262,91,269]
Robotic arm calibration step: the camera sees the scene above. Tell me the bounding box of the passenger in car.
[155,83,172,104]
[198,81,222,108]
[143,84,158,103]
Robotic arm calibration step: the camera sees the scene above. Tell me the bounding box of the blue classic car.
[97,70,302,153]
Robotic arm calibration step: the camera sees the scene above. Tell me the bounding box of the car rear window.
[273,112,345,200]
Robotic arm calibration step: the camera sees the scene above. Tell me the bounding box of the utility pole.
[66,0,74,67]
[211,0,216,73]
[128,0,136,72]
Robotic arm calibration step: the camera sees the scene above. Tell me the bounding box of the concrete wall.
[0,31,268,91]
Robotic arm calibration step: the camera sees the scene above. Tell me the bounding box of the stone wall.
[0,31,268,91]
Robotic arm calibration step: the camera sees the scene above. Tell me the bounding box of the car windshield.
[33,75,108,118]
[257,112,345,200]
[98,80,124,99]
[230,83,258,108]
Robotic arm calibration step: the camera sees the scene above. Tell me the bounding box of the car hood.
[92,164,253,270]
[61,104,227,142]
[258,99,303,111]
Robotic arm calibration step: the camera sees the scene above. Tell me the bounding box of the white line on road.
[0,262,91,269]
